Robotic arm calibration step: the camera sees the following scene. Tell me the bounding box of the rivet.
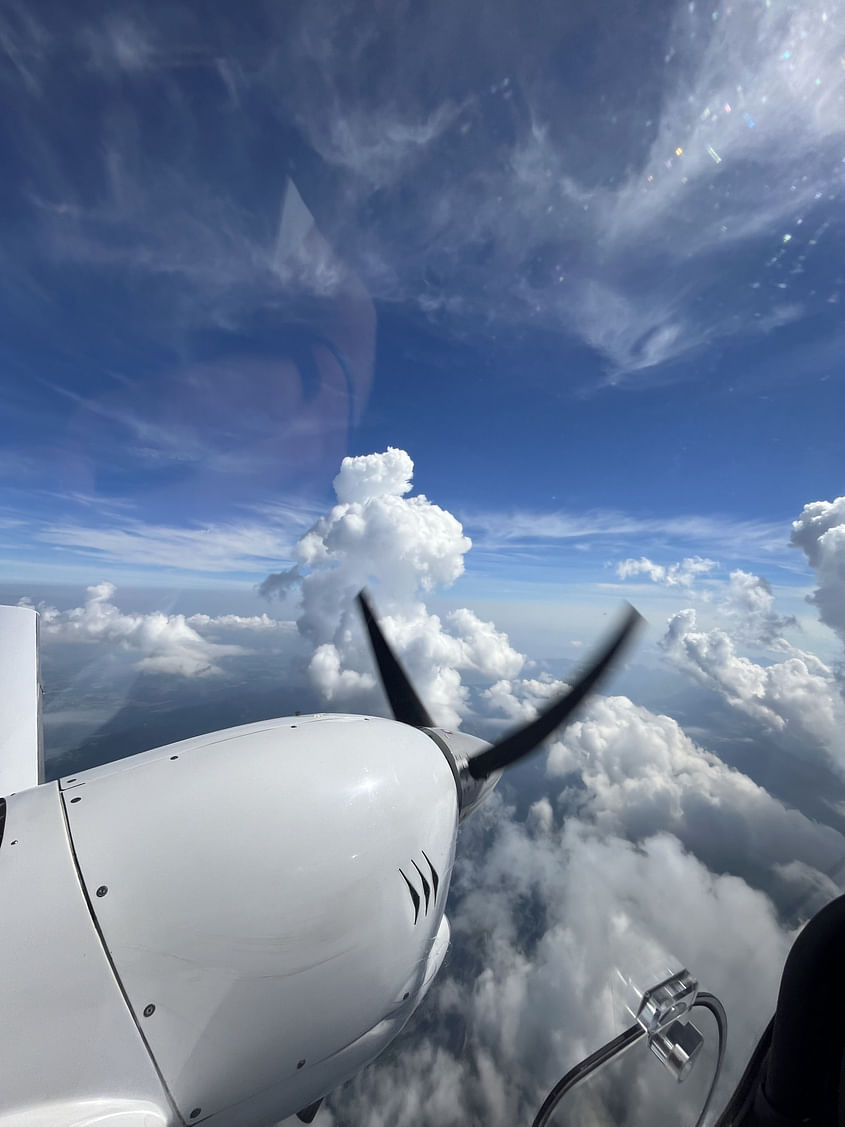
[143,1004,156,1017]
[96,886,108,898]
[296,1058,306,1070]
[189,1108,201,1120]
[70,797,82,804]
[170,755,178,760]
[403,992,410,1000]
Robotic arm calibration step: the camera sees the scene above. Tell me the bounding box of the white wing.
[0,605,43,796]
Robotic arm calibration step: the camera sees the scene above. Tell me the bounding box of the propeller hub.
[422,728,503,821]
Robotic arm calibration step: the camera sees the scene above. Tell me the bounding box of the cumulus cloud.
[478,666,845,916]
[616,556,716,588]
[308,642,377,702]
[614,562,793,644]
[297,448,470,609]
[258,565,302,601]
[791,496,845,646]
[319,678,845,1126]
[547,693,845,904]
[661,607,845,773]
[265,448,524,725]
[27,582,295,676]
[652,496,845,774]
[722,569,796,645]
[483,675,569,727]
[325,797,799,1127]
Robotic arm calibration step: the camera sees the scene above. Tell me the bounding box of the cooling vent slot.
[399,869,420,923]
[422,850,439,900]
[399,852,440,925]
[412,860,430,912]
[0,797,6,850]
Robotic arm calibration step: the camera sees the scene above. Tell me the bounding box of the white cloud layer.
[253,450,845,1123]
[15,452,845,1124]
[313,679,845,1125]
[320,797,800,1127]
[548,693,845,907]
[26,582,294,676]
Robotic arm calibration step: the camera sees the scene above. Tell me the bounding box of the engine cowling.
[58,713,459,1125]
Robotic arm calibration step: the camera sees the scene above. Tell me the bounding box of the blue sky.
[1,0,843,614]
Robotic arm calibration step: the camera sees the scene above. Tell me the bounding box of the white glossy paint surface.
[0,1098,169,1127]
[63,714,459,1126]
[0,785,173,1125]
[0,606,42,796]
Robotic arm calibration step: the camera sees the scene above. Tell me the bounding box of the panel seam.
[58,786,186,1126]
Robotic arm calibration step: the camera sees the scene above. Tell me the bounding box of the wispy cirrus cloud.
[36,516,304,575]
[272,0,844,376]
[27,501,795,586]
[462,507,792,568]
[6,0,842,381]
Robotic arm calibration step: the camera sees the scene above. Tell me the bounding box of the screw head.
[403,992,410,1000]
[70,797,82,804]
[296,1058,306,1070]
[95,886,108,898]
[190,1109,201,1120]
[66,778,76,783]
[170,755,178,760]
[143,1003,155,1017]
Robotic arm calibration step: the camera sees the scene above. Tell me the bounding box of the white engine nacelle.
[1,714,460,1127]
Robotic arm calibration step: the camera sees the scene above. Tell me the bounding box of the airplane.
[2,592,842,1127]
[0,592,640,1127]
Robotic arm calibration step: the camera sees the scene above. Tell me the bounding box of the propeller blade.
[466,603,643,779]
[357,591,435,728]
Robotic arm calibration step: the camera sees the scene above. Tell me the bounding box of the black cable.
[691,993,728,1127]
[530,992,727,1127]
[530,1023,646,1127]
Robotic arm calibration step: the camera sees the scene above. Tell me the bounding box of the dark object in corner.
[297,1097,323,1124]
[716,892,845,1126]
